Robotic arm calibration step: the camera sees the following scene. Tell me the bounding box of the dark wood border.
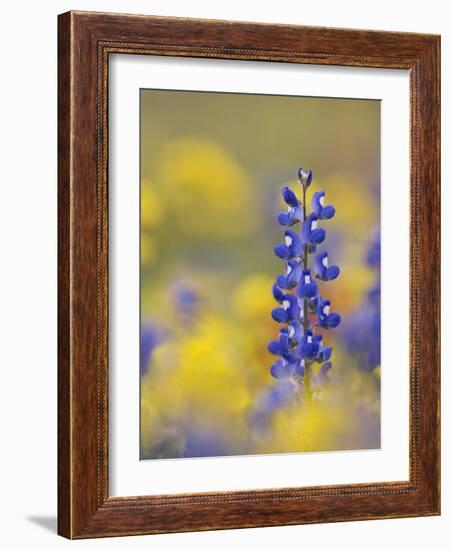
[58,11,440,539]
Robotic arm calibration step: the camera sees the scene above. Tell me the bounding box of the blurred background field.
[140,89,381,459]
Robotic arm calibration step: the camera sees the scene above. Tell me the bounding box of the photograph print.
[139,89,381,460]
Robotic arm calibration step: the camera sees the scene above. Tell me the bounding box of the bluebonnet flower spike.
[269,167,340,405]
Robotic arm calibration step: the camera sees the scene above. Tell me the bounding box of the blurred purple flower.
[140,323,166,376]
[184,429,231,458]
[340,230,381,371]
[173,283,200,317]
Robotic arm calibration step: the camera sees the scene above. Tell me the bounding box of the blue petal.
[270,360,292,379]
[301,342,319,359]
[310,228,326,244]
[300,330,320,358]
[285,230,303,257]
[288,321,304,343]
[283,352,299,364]
[319,312,341,329]
[282,186,299,207]
[272,283,285,302]
[284,260,303,288]
[313,334,323,345]
[297,269,318,298]
[314,251,328,277]
[326,313,341,328]
[290,205,304,223]
[272,307,289,322]
[301,213,325,245]
[325,265,340,280]
[311,191,325,217]
[276,274,290,289]
[277,212,291,226]
[320,346,332,362]
[268,341,284,355]
[317,297,330,316]
[320,205,335,219]
[284,294,300,320]
[274,243,291,259]
[300,213,315,243]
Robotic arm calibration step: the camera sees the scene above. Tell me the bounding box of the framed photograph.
[58,11,440,538]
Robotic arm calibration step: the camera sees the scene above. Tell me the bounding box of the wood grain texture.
[57,10,440,539]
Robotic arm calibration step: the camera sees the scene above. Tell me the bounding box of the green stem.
[302,185,312,405]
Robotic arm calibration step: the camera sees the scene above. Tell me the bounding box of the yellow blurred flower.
[141,313,253,450]
[156,138,256,237]
[141,234,157,264]
[141,182,165,228]
[232,274,274,321]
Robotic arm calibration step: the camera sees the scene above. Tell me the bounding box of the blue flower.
[278,187,304,226]
[299,329,320,359]
[317,298,341,329]
[298,167,313,188]
[301,213,326,246]
[340,230,380,371]
[287,320,304,344]
[274,230,303,260]
[297,269,318,298]
[250,381,296,430]
[269,320,304,357]
[311,191,335,219]
[140,323,166,376]
[270,358,297,379]
[271,294,299,323]
[276,260,302,289]
[261,381,295,408]
[367,230,381,268]
[282,186,299,207]
[184,429,230,458]
[313,334,332,363]
[173,283,200,317]
[268,336,288,356]
[272,283,285,303]
[314,251,340,281]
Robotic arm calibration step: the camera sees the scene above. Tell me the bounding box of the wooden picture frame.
[58,10,440,539]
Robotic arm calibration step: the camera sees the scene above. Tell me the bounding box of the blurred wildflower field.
[140,89,381,459]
